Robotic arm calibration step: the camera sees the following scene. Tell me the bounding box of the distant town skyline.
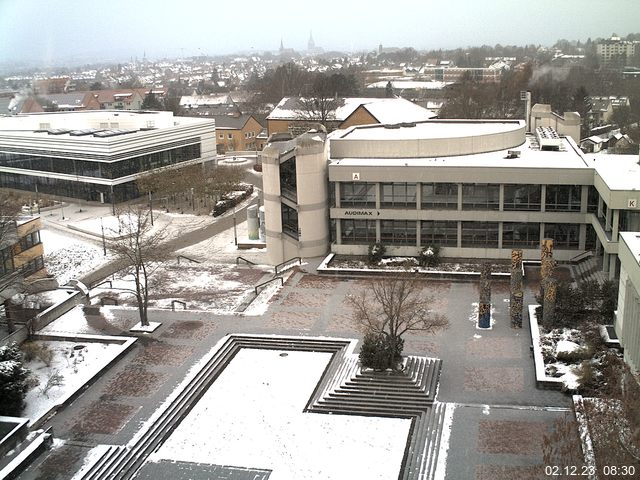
[0,0,638,67]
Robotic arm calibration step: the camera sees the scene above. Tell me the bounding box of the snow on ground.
[40,229,111,285]
[93,261,271,312]
[23,340,127,423]
[176,219,267,264]
[149,349,411,480]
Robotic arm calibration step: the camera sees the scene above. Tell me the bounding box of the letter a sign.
[629,199,638,208]
[352,172,360,181]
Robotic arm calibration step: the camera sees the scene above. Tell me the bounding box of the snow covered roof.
[267,97,436,123]
[588,153,640,191]
[179,94,234,108]
[366,81,450,90]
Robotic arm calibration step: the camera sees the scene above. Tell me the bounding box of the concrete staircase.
[77,335,447,480]
[572,255,607,285]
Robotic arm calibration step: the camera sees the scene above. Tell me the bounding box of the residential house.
[213,114,263,153]
[589,96,630,127]
[266,97,436,136]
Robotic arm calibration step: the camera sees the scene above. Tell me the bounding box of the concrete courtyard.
[18,265,570,480]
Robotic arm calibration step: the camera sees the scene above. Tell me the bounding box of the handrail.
[274,256,301,275]
[236,256,257,266]
[171,300,187,311]
[91,280,112,289]
[177,255,201,264]
[254,276,283,295]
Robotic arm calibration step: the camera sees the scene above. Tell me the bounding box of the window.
[502,222,540,248]
[461,222,499,248]
[281,204,299,239]
[587,186,599,213]
[227,133,233,139]
[279,157,297,202]
[341,219,376,244]
[380,220,416,245]
[503,184,541,211]
[545,185,581,212]
[21,255,44,276]
[219,133,223,139]
[0,247,13,276]
[421,183,457,209]
[462,184,499,210]
[420,220,457,246]
[19,231,41,250]
[544,223,580,249]
[339,182,376,208]
[380,183,416,208]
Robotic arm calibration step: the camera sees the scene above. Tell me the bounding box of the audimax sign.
[343,210,380,216]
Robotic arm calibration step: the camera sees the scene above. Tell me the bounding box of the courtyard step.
[401,402,449,480]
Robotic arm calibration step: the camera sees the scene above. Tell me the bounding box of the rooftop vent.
[535,126,562,150]
[506,150,521,159]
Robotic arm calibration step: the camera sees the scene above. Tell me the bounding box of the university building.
[0,110,216,203]
[261,119,640,281]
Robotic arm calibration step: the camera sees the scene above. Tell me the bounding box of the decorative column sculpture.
[540,238,557,327]
[478,263,492,329]
[543,277,557,327]
[510,249,524,328]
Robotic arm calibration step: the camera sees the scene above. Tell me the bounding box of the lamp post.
[233,203,238,246]
[148,191,154,226]
[35,182,40,214]
[100,217,107,256]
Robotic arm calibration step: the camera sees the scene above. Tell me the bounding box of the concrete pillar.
[605,206,612,232]
[375,183,381,210]
[499,184,504,212]
[457,183,463,211]
[261,144,285,265]
[609,255,617,280]
[580,185,589,214]
[612,209,620,241]
[335,219,342,245]
[335,182,341,208]
[416,183,422,210]
[603,252,610,272]
[457,221,462,248]
[498,222,503,249]
[579,224,587,250]
[540,184,546,213]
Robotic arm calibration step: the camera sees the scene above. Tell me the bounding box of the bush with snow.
[367,242,386,265]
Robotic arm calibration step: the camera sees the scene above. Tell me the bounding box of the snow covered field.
[23,339,129,423]
[149,349,411,480]
[41,229,110,285]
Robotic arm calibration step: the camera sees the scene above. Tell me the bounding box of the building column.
[457,221,462,248]
[603,252,610,272]
[609,254,617,280]
[579,224,587,250]
[335,219,342,245]
[605,205,612,232]
[540,223,546,246]
[416,222,421,248]
[416,183,422,210]
[612,209,620,241]
[498,222,503,249]
[540,184,546,213]
[597,196,603,219]
[375,183,381,210]
[335,182,341,208]
[376,220,381,243]
[499,184,505,212]
[580,185,589,214]
[457,183,463,211]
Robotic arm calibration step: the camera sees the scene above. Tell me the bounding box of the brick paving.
[18,263,574,480]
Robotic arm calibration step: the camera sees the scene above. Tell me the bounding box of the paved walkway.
[18,267,572,480]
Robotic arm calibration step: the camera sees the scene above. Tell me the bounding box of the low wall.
[31,290,86,331]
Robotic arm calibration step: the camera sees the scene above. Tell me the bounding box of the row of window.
[0,144,201,180]
[338,182,597,213]
[18,231,41,252]
[339,220,583,249]
[21,255,45,276]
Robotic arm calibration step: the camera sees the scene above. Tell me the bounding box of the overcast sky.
[0,0,638,66]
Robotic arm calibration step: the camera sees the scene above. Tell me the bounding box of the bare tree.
[1,193,27,333]
[108,206,169,326]
[348,275,449,369]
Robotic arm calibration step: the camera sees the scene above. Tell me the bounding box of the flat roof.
[620,232,640,266]
[338,120,523,141]
[330,135,589,170]
[588,153,640,191]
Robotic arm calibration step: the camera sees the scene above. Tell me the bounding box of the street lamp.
[100,217,107,256]
[233,203,238,246]
[148,191,154,226]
